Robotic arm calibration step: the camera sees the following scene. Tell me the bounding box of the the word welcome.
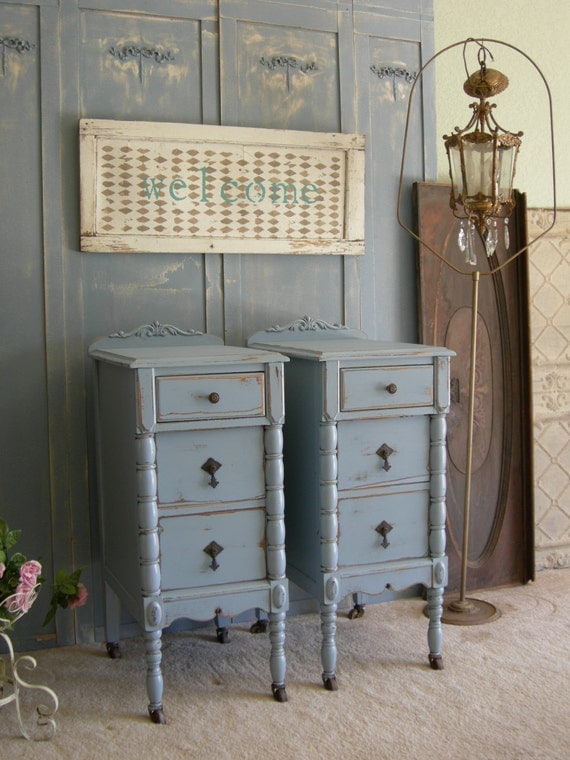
[142,167,322,205]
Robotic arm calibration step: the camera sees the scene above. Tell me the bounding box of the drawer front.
[338,416,430,489]
[159,508,267,590]
[341,364,433,411]
[338,489,429,567]
[156,372,265,422]
[156,427,265,504]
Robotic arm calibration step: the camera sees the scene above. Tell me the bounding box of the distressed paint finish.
[219,0,354,345]
[79,119,365,255]
[90,330,290,718]
[355,19,434,341]
[248,321,453,686]
[0,0,435,649]
[0,0,63,649]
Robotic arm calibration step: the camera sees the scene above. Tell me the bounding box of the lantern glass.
[460,134,496,215]
[497,142,517,204]
[448,142,463,203]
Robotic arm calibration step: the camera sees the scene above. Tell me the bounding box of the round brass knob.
[209,392,220,404]
[386,383,398,395]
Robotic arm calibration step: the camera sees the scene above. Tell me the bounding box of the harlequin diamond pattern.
[527,209,570,568]
[96,139,345,240]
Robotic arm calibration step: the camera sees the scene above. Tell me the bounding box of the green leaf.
[6,529,21,550]
[42,602,58,627]
[8,552,26,569]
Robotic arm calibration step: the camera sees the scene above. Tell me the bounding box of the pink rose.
[19,559,42,591]
[0,562,5,579]
[68,583,88,609]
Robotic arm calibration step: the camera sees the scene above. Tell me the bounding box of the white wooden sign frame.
[80,119,365,255]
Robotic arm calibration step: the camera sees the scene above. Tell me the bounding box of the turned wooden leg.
[268,611,287,702]
[144,630,166,723]
[426,586,444,670]
[321,603,338,691]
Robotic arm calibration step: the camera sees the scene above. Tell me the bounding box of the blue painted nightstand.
[248,317,454,689]
[89,324,289,721]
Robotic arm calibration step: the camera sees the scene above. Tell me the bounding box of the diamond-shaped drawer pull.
[202,457,222,488]
[376,443,394,472]
[375,520,393,549]
[204,540,224,571]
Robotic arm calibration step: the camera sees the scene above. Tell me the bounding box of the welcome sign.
[79,119,365,255]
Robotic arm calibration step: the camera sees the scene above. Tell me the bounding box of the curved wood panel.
[415,182,534,592]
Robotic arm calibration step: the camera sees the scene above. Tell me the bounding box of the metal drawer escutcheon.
[203,540,224,571]
[202,457,222,488]
[376,443,394,471]
[375,521,393,549]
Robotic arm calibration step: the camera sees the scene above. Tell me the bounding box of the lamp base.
[423,595,500,625]
[441,596,501,625]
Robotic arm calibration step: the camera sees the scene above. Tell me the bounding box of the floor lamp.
[397,38,556,624]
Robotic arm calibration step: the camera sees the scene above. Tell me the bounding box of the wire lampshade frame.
[397,37,557,277]
[397,38,556,624]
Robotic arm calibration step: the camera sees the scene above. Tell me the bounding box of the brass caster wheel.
[216,627,229,643]
[148,707,166,724]
[322,675,338,691]
[106,641,121,659]
[429,654,444,670]
[250,620,268,634]
[348,604,365,619]
[271,683,288,702]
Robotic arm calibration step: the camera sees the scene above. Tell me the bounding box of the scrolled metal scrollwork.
[259,55,318,92]
[1,37,35,78]
[0,631,58,740]
[109,44,175,84]
[370,64,417,101]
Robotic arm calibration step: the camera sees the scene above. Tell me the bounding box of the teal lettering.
[200,166,209,202]
[169,178,187,201]
[221,180,238,203]
[300,183,320,204]
[142,177,165,199]
[245,180,266,204]
[271,182,297,204]
[142,173,323,206]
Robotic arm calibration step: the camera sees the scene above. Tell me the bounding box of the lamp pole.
[397,37,556,625]
[451,271,479,612]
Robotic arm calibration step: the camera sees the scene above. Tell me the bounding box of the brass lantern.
[397,38,556,625]
[443,48,522,242]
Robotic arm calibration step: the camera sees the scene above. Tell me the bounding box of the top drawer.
[341,364,433,412]
[156,372,265,422]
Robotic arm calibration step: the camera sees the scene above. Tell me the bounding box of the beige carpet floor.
[2,568,569,759]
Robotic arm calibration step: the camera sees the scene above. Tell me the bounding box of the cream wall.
[433,1,570,571]
[433,0,568,208]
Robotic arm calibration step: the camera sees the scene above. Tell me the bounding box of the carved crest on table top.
[109,321,203,338]
[267,315,348,333]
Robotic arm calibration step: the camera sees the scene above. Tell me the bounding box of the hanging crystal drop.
[458,221,467,254]
[466,221,477,266]
[504,217,510,249]
[485,219,498,257]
